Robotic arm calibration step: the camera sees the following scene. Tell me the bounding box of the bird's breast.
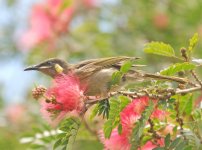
[81,68,120,96]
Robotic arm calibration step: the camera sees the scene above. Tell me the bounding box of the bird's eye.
[47,62,53,65]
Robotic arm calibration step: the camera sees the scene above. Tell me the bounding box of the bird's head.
[24,58,69,78]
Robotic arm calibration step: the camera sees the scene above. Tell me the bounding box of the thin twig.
[190,70,202,88]
[176,85,201,94]
[148,118,161,141]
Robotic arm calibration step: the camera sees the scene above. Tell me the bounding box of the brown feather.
[73,56,140,80]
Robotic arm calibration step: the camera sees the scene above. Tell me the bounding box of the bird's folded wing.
[74,56,140,80]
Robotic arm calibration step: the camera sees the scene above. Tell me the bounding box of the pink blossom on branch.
[101,96,167,150]
[100,129,131,150]
[40,74,85,125]
[141,139,164,150]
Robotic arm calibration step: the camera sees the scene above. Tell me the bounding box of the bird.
[24,56,187,97]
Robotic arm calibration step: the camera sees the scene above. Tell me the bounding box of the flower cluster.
[33,74,85,126]
[20,0,75,50]
[101,96,166,150]
[20,0,97,50]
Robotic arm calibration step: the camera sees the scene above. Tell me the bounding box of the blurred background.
[1,0,202,149]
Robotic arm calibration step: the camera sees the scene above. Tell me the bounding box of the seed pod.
[32,85,47,100]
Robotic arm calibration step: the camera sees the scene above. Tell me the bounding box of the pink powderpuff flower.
[101,97,167,150]
[121,97,167,133]
[20,0,75,50]
[120,97,146,135]
[20,5,53,50]
[158,124,174,136]
[141,141,157,150]
[153,12,169,30]
[194,94,202,107]
[151,109,168,120]
[101,97,144,150]
[54,7,75,33]
[100,129,131,150]
[141,139,164,150]
[83,0,97,8]
[6,104,28,125]
[40,74,85,125]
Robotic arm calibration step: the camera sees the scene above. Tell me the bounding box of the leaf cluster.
[103,96,130,138]
[53,118,81,150]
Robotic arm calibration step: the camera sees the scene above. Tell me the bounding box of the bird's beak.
[24,65,40,71]
[24,64,52,71]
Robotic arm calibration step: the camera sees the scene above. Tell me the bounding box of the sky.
[0,0,37,104]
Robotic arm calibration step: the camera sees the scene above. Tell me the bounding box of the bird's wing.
[112,63,146,70]
[73,58,100,69]
[74,56,140,80]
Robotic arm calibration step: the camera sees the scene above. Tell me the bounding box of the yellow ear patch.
[54,64,63,73]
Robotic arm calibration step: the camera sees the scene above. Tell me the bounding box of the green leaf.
[90,104,99,120]
[53,139,62,150]
[178,94,193,116]
[183,145,193,150]
[169,137,182,149]
[30,144,45,149]
[59,1,72,13]
[41,136,53,143]
[144,42,175,57]
[160,62,196,76]
[183,95,193,115]
[103,96,130,138]
[175,141,187,150]
[97,99,110,119]
[119,95,131,109]
[103,122,113,139]
[192,109,202,120]
[62,146,67,150]
[41,123,51,131]
[164,134,171,148]
[130,100,155,150]
[54,118,81,150]
[118,124,122,135]
[57,133,67,139]
[120,61,133,73]
[110,71,123,86]
[189,33,198,51]
[32,126,43,134]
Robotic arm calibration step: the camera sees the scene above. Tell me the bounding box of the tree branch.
[85,85,202,106]
[176,85,201,94]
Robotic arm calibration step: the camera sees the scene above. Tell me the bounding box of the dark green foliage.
[93,99,110,119]
[153,136,189,150]
[53,118,81,150]
[104,96,130,138]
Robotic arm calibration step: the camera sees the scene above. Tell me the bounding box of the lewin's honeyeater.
[24,56,187,97]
